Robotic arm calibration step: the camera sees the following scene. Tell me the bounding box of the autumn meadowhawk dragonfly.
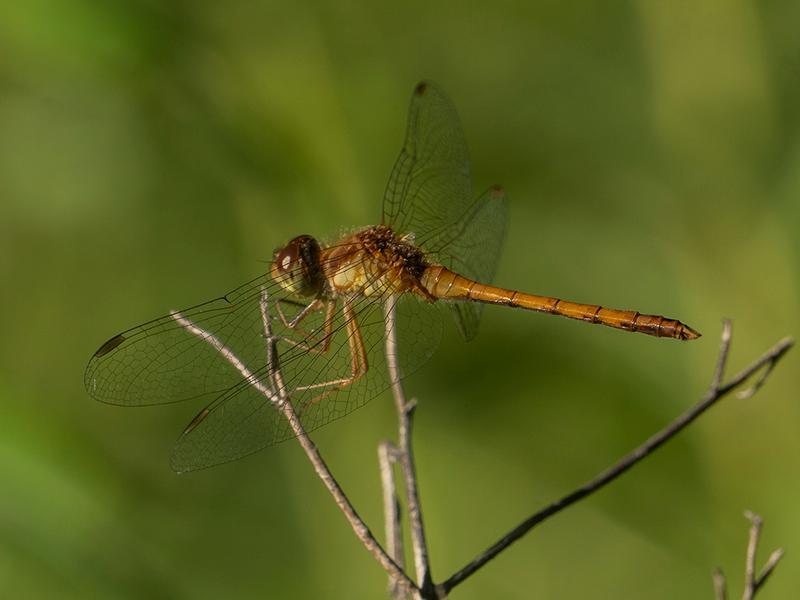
[85,81,700,472]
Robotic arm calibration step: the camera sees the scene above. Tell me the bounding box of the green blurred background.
[1,1,798,598]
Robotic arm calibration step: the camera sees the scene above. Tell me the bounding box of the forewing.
[87,249,445,473]
[85,274,276,407]
[382,81,473,247]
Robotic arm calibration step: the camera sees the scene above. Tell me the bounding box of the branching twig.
[713,511,785,600]
[379,440,405,600]
[438,322,793,595]
[174,294,792,600]
[743,511,763,600]
[173,289,420,598]
[755,548,785,594]
[742,511,785,600]
[384,297,435,597]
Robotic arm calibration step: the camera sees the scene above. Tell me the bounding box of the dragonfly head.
[271,235,325,297]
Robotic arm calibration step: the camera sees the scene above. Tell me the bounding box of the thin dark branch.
[438,326,793,595]
[174,289,420,598]
[384,298,435,598]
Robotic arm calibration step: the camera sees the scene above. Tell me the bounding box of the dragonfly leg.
[275,298,325,336]
[294,300,368,412]
[272,299,337,354]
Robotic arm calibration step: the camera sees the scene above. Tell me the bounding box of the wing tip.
[92,333,126,358]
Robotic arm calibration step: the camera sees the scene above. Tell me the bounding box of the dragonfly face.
[270,234,325,298]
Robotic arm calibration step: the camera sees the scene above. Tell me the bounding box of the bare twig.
[171,309,278,402]
[741,511,785,600]
[742,511,762,600]
[736,356,780,400]
[174,292,792,600]
[713,567,727,600]
[173,289,420,598]
[438,324,793,595]
[379,440,405,599]
[756,548,785,592]
[384,297,435,597]
[714,511,785,600]
[711,320,733,390]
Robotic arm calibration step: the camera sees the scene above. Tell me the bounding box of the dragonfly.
[85,81,700,473]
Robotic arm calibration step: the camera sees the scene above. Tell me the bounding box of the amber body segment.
[420,264,700,340]
[283,225,699,341]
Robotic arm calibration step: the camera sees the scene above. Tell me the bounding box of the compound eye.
[273,238,303,276]
[271,235,321,296]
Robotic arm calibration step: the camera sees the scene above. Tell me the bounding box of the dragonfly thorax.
[320,225,430,300]
[271,234,325,298]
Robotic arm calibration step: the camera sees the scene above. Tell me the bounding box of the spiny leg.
[273,298,337,354]
[295,300,368,413]
[276,297,323,336]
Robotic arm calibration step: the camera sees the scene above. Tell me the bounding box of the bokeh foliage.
[1,1,798,598]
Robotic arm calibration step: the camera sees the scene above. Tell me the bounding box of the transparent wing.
[170,289,442,472]
[85,274,275,407]
[383,81,508,339]
[440,186,508,340]
[383,81,473,246]
[86,257,441,472]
